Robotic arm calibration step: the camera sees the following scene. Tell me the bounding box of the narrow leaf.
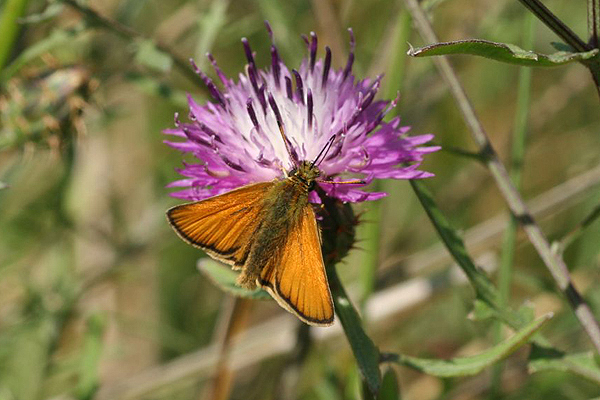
[410,180,521,328]
[386,313,552,377]
[17,2,63,24]
[0,317,56,400]
[377,368,401,400]
[328,266,381,397]
[529,345,600,384]
[135,40,173,73]
[194,0,229,67]
[77,313,106,400]
[408,39,599,67]
[197,259,270,300]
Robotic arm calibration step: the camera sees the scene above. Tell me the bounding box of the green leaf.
[410,180,519,327]
[377,368,401,400]
[529,345,600,385]
[328,266,381,397]
[469,299,497,321]
[410,181,558,349]
[197,259,270,300]
[135,40,173,73]
[0,317,56,400]
[407,39,599,67]
[17,2,64,24]
[77,313,106,400]
[385,313,552,377]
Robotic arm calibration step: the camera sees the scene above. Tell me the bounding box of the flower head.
[165,24,439,203]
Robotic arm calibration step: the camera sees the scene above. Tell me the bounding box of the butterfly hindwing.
[166,182,273,267]
[259,205,334,326]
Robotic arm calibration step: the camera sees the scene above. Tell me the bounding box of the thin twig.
[589,0,600,48]
[404,0,600,355]
[516,0,589,52]
[555,201,600,253]
[60,0,206,89]
[199,297,252,400]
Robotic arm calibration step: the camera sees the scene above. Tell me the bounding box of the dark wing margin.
[259,205,334,326]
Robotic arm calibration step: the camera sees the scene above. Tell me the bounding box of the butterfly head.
[289,161,321,191]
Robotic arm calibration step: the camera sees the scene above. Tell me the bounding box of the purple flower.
[165,24,439,203]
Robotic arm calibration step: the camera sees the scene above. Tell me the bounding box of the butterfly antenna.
[310,135,335,168]
[268,93,299,165]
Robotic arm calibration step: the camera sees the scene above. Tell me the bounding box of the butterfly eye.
[307,180,316,191]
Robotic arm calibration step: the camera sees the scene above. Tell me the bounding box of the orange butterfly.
[167,128,353,326]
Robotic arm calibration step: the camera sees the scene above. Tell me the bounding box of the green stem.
[317,189,381,396]
[405,0,600,355]
[0,0,30,71]
[516,0,589,52]
[328,265,381,396]
[491,12,535,397]
[589,0,600,48]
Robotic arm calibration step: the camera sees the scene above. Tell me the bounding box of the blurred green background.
[1,0,600,399]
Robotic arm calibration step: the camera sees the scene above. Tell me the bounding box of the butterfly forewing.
[166,182,273,267]
[259,205,334,326]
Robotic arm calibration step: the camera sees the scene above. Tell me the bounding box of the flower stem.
[516,0,589,52]
[405,0,600,355]
[58,0,206,89]
[491,12,535,397]
[0,0,30,71]
[317,188,381,396]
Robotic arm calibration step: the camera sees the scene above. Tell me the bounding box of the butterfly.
[166,131,361,326]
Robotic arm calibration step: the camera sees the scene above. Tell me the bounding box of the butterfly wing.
[259,205,334,326]
[166,182,273,268]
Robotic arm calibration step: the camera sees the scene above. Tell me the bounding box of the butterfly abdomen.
[237,178,311,288]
